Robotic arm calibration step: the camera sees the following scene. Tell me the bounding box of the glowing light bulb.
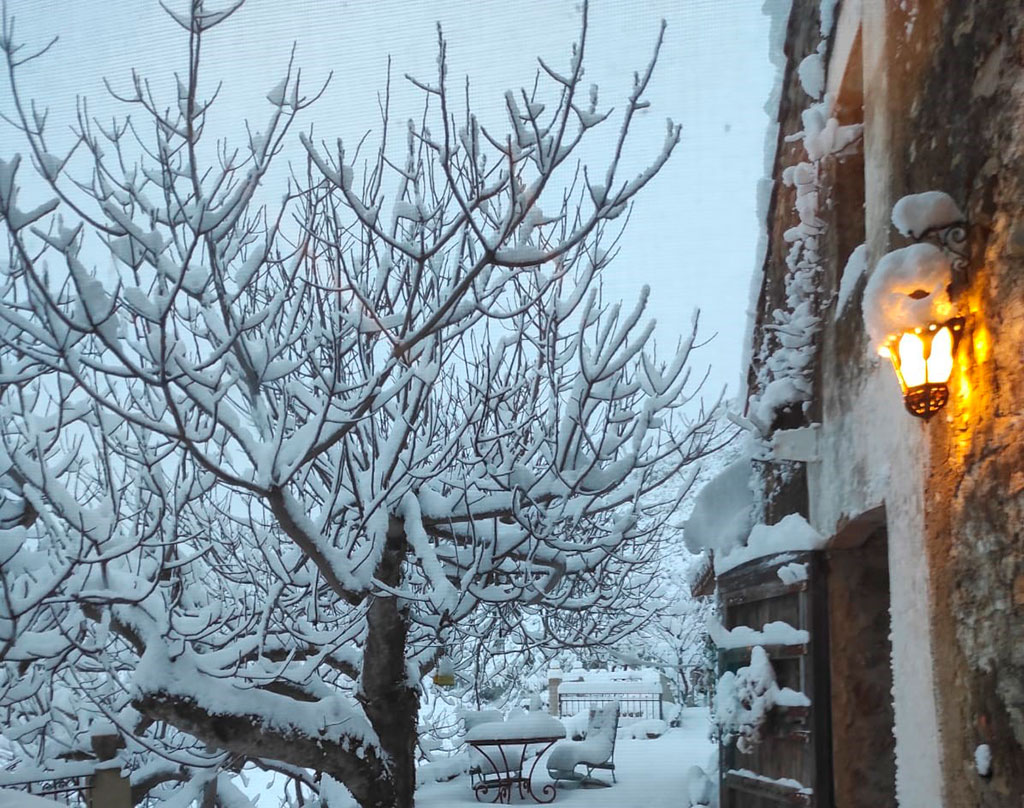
[926,326,954,384]
[897,332,927,388]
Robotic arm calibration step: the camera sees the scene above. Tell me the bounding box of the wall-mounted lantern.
[865,191,973,420]
[878,317,965,418]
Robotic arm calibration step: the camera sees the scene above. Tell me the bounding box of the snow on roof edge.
[736,0,796,408]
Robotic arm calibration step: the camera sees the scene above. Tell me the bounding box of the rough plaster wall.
[813,0,1024,803]
[773,0,1024,802]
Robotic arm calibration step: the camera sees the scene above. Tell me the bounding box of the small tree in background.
[0,2,726,805]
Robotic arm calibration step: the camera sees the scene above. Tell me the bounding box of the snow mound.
[621,718,667,739]
[560,710,590,740]
[460,710,503,731]
[548,735,613,771]
[685,764,714,806]
[416,751,473,785]
[463,713,563,742]
[708,616,810,650]
[891,191,963,238]
[777,562,809,584]
[835,243,867,317]
[862,242,953,349]
[975,743,992,776]
[713,647,809,754]
[797,50,824,98]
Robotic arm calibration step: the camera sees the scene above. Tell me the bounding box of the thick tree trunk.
[357,523,419,808]
[132,521,419,808]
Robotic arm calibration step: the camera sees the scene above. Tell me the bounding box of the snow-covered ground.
[235,707,715,806]
[0,789,68,807]
[413,707,716,808]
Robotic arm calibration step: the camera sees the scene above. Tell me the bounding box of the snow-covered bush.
[685,764,715,806]
[712,646,808,754]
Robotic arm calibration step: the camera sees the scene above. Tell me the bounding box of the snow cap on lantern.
[861,242,953,351]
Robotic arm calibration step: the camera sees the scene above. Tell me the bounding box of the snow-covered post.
[90,731,130,808]
[548,669,563,717]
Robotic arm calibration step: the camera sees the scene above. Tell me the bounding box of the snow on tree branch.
[0,2,726,806]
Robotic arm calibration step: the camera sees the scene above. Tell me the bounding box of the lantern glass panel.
[897,332,927,388]
[925,326,954,384]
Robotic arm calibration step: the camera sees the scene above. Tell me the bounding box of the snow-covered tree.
[0,2,726,806]
[635,563,715,706]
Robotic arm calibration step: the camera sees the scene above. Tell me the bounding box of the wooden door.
[717,551,831,808]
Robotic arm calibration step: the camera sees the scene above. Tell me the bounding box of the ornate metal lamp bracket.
[918,221,970,286]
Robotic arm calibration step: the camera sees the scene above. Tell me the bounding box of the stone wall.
[899,1,1024,801]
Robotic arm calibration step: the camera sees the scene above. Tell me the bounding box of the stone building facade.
[732,0,1024,805]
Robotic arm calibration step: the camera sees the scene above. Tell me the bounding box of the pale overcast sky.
[2,0,773,403]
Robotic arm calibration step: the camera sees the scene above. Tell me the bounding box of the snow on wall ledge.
[738,0,796,406]
[745,9,862,429]
[713,646,810,755]
[708,616,809,649]
[714,512,825,574]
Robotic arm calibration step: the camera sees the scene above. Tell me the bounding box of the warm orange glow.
[957,369,971,403]
[897,332,927,388]
[973,325,990,363]
[925,326,954,384]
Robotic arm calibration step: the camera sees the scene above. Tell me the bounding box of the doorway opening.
[827,522,897,807]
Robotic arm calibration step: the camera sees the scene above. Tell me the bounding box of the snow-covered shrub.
[712,646,808,754]
[685,764,715,806]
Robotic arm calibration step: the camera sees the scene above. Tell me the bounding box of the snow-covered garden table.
[464,714,566,803]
